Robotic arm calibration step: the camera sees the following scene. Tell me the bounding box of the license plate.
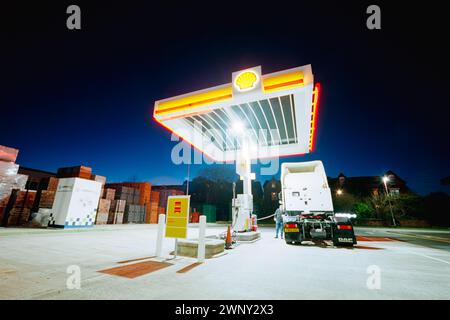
[338,237,353,243]
[285,228,299,232]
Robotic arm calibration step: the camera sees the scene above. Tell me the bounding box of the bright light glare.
[335,213,357,219]
[336,189,343,195]
[231,121,245,135]
[383,176,389,183]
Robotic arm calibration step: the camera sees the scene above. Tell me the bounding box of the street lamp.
[383,176,396,227]
[336,189,343,196]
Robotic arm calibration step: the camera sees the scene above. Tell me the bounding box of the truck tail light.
[337,225,352,230]
[285,223,297,228]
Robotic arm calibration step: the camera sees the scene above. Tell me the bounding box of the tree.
[353,200,375,219]
[423,192,450,226]
[391,193,424,219]
[190,167,236,221]
[369,194,390,220]
[197,165,236,183]
[369,192,426,222]
[332,193,357,212]
[441,176,450,186]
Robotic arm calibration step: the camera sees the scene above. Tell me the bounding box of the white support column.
[233,136,254,232]
[238,136,253,197]
[155,214,165,257]
[197,215,207,263]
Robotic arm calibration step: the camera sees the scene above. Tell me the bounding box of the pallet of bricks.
[117,182,151,223]
[105,183,149,224]
[57,165,92,179]
[96,186,116,224]
[95,198,111,225]
[90,174,109,225]
[148,190,160,223]
[125,204,146,224]
[155,188,185,220]
[96,187,125,225]
[35,176,59,209]
[109,199,126,224]
[26,176,59,227]
[135,182,151,223]
[7,190,37,226]
[0,145,29,226]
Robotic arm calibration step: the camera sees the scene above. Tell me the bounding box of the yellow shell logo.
[235,71,258,91]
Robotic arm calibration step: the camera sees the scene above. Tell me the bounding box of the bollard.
[197,215,206,262]
[156,214,165,257]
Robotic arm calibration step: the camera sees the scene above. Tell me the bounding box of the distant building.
[328,170,409,197]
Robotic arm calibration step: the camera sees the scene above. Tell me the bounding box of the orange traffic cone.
[225,225,232,249]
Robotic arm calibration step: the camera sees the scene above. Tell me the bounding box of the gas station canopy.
[153,65,320,162]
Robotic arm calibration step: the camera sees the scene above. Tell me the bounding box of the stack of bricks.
[47,177,59,191]
[91,174,106,185]
[107,186,139,204]
[105,182,151,223]
[109,199,126,224]
[92,174,106,202]
[6,190,36,226]
[38,191,56,208]
[147,191,160,223]
[95,199,111,225]
[103,188,116,201]
[36,176,59,210]
[56,165,92,179]
[124,204,146,223]
[0,145,28,225]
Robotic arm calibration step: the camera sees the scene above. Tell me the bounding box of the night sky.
[2,1,449,194]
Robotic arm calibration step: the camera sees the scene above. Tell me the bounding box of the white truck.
[280,161,356,246]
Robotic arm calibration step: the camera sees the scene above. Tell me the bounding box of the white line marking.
[410,252,450,265]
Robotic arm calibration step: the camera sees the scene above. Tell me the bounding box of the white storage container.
[49,178,102,228]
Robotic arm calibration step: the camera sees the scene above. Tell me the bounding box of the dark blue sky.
[2,1,449,194]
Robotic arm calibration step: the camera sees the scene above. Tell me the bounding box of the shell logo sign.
[232,66,262,96]
[234,70,259,92]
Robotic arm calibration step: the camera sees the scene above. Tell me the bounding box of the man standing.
[274,206,284,239]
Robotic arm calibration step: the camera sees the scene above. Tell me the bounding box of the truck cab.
[280,161,356,246]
